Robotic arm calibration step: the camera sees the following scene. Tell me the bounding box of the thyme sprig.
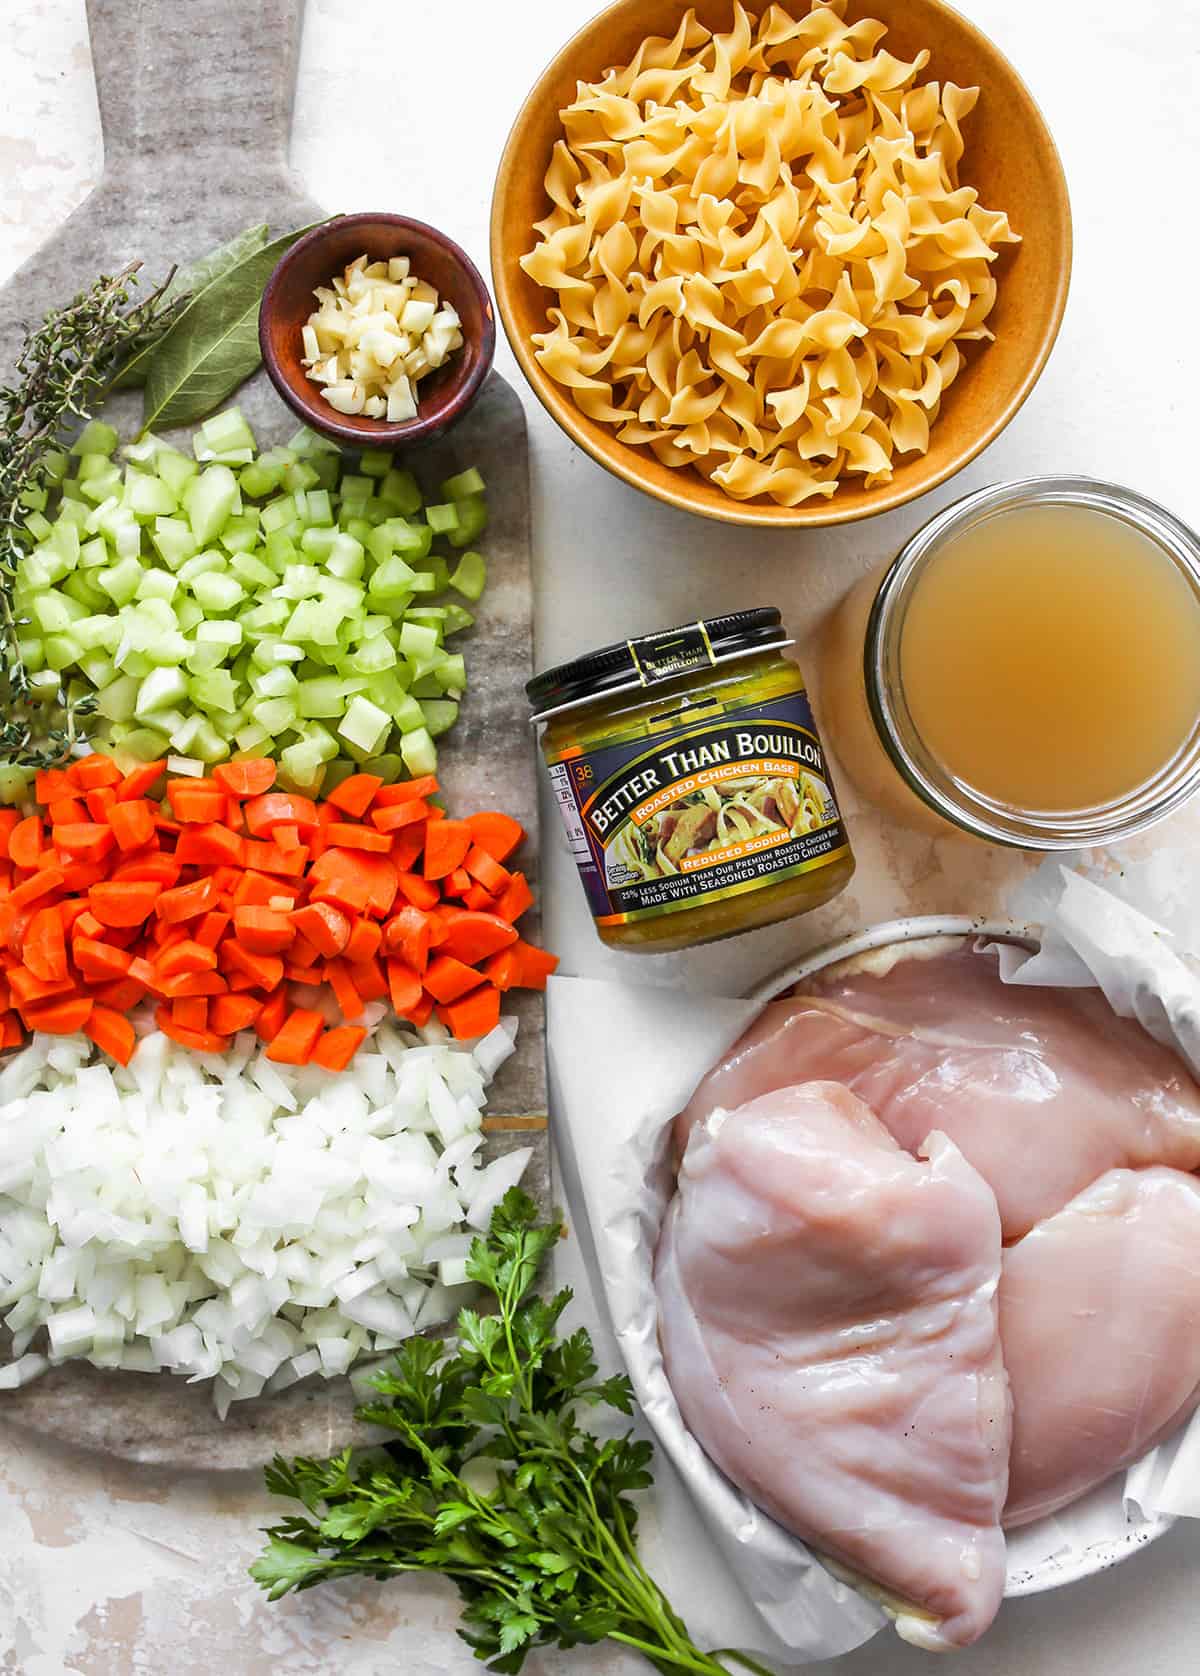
[0,261,182,769]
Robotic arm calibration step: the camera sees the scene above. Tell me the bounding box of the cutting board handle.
[85,0,305,179]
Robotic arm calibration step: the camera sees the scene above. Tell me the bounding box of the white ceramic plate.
[753,913,1178,1598]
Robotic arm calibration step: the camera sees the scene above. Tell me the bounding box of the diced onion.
[0,1018,529,1412]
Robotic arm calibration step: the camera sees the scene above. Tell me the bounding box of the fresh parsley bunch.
[252,1189,769,1675]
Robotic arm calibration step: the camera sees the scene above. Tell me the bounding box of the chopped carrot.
[232,906,295,955]
[60,860,110,893]
[347,955,388,1003]
[374,776,439,807]
[465,811,525,864]
[312,1025,368,1071]
[254,986,290,1042]
[156,939,218,978]
[89,879,160,928]
[514,941,559,989]
[70,756,122,792]
[322,822,393,853]
[439,911,519,966]
[383,905,434,974]
[210,993,263,1034]
[154,1005,228,1054]
[160,970,228,999]
[424,819,472,880]
[0,810,21,861]
[231,870,286,908]
[82,1004,136,1065]
[9,869,64,908]
[291,902,351,958]
[438,984,501,1041]
[167,782,228,824]
[213,758,276,798]
[156,875,219,923]
[175,823,244,867]
[36,769,75,803]
[424,953,485,1004]
[464,845,511,895]
[105,798,157,852]
[23,905,68,982]
[0,753,553,1073]
[344,918,382,963]
[240,839,308,876]
[221,941,285,991]
[265,1007,324,1065]
[9,967,75,1004]
[172,996,209,1032]
[9,817,43,871]
[401,991,435,1028]
[326,959,364,1021]
[244,792,319,837]
[395,871,441,911]
[73,938,133,982]
[49,796,88,825]
[371,799,428,833]
[22,994,94,1034]
[386,958,422,1015]
[117,760,166,800]
[495,871,534,923]
[325,774,383,818]
[84,787,118,823]
[53,822,116,863]
[196,910,231,950]
[111,853,178,886]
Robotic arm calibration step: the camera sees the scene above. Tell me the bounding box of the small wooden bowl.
[491,0,1072,528]
[259,212,496,447]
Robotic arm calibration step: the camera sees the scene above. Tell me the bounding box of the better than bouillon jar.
[527,610,854,952]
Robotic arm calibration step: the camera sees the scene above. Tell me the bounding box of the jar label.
[627,621,716,685]
[546,689,850,926]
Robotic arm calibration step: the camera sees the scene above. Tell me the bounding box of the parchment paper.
[547,855,1200,1662]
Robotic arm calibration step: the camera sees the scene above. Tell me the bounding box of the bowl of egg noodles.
[491,0,1071,527]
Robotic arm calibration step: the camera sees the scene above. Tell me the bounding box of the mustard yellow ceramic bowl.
[491,0,1071,529]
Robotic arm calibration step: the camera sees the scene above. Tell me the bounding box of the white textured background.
[4,1,1200,1671]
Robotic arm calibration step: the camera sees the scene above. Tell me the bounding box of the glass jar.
[820,477,1200,848]
[528,610,855,952]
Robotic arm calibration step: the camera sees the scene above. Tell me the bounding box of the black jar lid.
[527,608,787,717]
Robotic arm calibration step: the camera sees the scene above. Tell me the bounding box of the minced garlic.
[301,254,464,422]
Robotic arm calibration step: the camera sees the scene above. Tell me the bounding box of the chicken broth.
[821,479,1200,848]
[899,503,1200,813]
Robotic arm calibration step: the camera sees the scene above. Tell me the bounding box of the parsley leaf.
[251,1188,770,1675]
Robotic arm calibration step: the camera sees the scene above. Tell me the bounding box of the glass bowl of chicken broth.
[819,478,1200,846]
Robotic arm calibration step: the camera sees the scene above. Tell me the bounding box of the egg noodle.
[521,0,1020,506]
[610,770,834,880]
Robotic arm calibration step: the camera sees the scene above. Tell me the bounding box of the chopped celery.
[450,550,487,601]
[13,413,494,780]
[424,502,459,535]
[441,466,485,501]
[400,726,438,777]
[183,465,239,545]
[338,695,390,754]
[71,419,119,457]
[421,698,459,738]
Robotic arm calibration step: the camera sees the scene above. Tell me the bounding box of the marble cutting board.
[0,0,548,1467]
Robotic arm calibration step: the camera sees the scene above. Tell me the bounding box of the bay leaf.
[140,222,322,433]
[114,223,269,389]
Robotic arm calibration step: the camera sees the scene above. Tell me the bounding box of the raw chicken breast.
[656,1081,1010,1649]
[675,941,1200,1238]
[1001,1166,1200,1527]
